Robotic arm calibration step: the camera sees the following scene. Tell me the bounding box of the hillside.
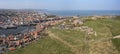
[8,17,120,54]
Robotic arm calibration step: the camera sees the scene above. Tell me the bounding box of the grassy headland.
[8,16,120,54]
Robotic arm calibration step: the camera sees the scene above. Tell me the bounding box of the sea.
[42,10,120,16]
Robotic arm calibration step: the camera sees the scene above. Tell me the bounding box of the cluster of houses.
[0,16,66,53]
[81,15,116,20]
[56,18,84,29]
[0,24,45,53]
[78,26,97,36]
[53,18,97,37]
[0,9,59,29]
[0,9,68,30]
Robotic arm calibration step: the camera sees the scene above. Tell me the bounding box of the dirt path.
[48,31,81,54]
[113,35,120,39]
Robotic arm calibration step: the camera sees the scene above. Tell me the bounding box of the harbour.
[0,26,36,36]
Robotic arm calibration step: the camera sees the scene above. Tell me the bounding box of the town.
[0,9,120,54]
[0,9,66,53]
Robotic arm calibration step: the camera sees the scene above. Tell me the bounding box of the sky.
[0,0,120,10]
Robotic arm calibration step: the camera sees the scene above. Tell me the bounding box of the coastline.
[43,10,120,16]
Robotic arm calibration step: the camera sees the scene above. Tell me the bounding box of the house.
[73,16,79,19]
[8,47,16,51]
[73,19,83,26]
[80,26,97,36]
[80,26,89,31]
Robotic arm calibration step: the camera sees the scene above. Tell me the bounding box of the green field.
[85,18,120,52]
[8,36,73,54]
[8,18,120,54]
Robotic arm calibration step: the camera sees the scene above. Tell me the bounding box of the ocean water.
[44,10,120,16]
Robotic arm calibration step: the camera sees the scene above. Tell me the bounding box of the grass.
[8,36,73,54]
[97,19,120,36]
[49,29,88,54]
[95,18,120,51]
[50,29,85,45]
[84,19,120,54]
[112,38,120,51]
[8,18,120,54]
[84,18,120,52]
[83,19,112,39]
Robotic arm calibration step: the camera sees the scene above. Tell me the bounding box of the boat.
[6,26,17,29]
[0,27,2,29]
[19,24,29,26]
[29,23,37,26]
[6,24,17,29]
[1,24,17,29]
